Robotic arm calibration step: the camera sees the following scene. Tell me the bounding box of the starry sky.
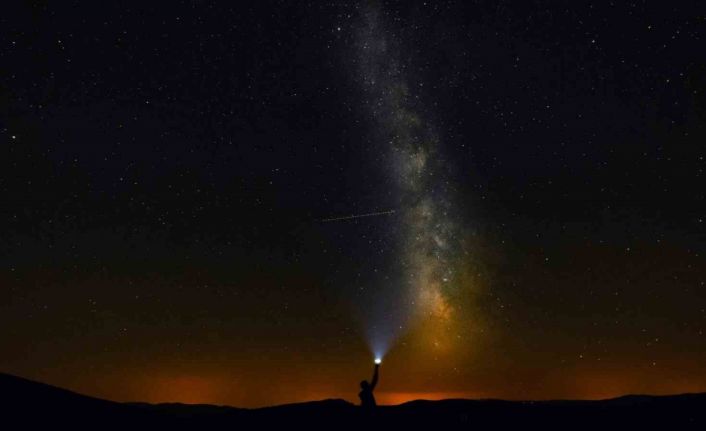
[2,1,705,407]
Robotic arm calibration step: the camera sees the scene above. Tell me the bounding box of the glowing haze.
[354,2,479,361]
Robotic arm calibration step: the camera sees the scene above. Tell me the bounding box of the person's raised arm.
[370,363,379,390]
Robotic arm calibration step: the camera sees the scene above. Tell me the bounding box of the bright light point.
[375,358,381,364]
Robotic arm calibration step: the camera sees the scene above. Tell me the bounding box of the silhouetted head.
[360,380,370,390]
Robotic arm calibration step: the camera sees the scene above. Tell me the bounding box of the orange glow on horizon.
[42,366,706,409]
[376,391,485,405]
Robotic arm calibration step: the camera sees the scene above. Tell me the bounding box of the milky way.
[354,2,468,358]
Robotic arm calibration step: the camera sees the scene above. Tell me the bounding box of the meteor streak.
[320,209,396,223]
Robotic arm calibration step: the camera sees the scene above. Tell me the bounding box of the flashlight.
[374,358,381,364]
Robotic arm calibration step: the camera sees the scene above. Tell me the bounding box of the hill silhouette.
[2,372,705,430]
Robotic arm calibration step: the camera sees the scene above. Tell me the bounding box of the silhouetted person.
[359,362,379,408]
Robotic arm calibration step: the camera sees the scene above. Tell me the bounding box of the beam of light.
[319,209,396,223]
[351,1,472,364]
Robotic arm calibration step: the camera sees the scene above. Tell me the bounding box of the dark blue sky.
[1,0,704,406]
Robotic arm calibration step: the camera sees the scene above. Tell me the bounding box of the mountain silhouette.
[2,372,705,430]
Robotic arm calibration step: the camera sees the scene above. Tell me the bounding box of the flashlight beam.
[319,209,395,223]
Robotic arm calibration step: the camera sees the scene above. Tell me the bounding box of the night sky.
[2,1,705,407]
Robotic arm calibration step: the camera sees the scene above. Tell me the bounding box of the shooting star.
[319,209,396,223]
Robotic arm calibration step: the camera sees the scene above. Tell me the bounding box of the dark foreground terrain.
[1,372,705,430]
